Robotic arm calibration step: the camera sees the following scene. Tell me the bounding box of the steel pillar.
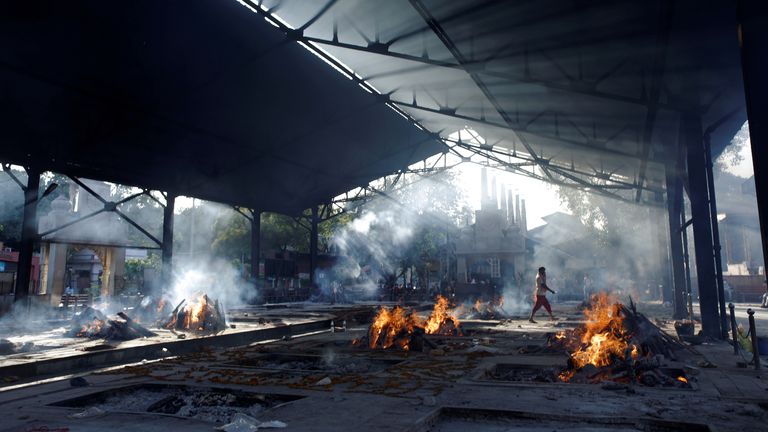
[684,113,721,338]
[652,192,672,302]
[703,135,729,338]
[665,164,688,319]
[13,168,40,305]
[309,206,319,285]
[737,0,768,277]
[161,194,176,291]
[251,210,261,280]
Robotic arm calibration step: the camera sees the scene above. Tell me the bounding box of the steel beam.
[161,194,176,292]
[12,168,40,304]
[309,206,319,285]
[251,209,261,281]
[653,191,672,304]
[703,134,728,338]
[666,159,688,319]
[737,0,768,281]
[683,113,721,338]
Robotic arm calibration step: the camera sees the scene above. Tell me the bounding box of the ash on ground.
[93,387,280,423]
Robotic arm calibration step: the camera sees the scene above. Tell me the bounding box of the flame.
[424,295,460,335]
[369,306,419,349]
[368,295,461,350]
[473,299,483,314]
[677,376,688,383]
[567,293,632,369]
[76,319,105,337]
[164,294,224,334]
[555,331,567,340]
[183,295,209,331]
[157,299,166,313]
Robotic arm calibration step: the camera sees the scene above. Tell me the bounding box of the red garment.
[531,294,551,314]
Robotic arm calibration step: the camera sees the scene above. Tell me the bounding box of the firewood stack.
[68,307,156,340]
[159,295,228,335]
[554,296,688,387]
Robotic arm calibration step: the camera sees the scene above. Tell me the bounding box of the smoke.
[166,257,255,308]
[533,194,665,301]
[315,174,463,302]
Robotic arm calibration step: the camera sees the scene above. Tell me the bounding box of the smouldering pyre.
[366,295,461,351]
[552,293,688,387]
[161,294,228,335]
[67,293,227,341]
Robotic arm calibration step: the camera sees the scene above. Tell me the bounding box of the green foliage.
[211,211,251,260]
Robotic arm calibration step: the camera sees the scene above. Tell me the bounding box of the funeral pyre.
[68,294,227,340]
[362,295,461,351]
[550,293,688,387]
[69,307,155,340]
[458,297,508,320]
[160,294,227,335]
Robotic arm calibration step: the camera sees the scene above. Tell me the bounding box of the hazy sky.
[454,163,567,229]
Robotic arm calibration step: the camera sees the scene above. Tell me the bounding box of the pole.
[161,194,176,293]
[666,163,687,319]
[737,0,768,280]
[684,113,721,338]
[309,206,318,286]
[13,167,41,306]
[729,303,739,355]
[747,308,760,371]
[703,134,729,339]
[251,209,261,281]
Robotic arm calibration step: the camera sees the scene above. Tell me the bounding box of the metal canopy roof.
[0,1,748,211]
[256,0,748,204]
[0,0,441,214]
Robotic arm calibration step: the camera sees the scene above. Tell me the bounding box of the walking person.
[529,266,556,323]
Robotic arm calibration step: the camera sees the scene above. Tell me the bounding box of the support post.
[161,194,176,292]
[250,209,261,281]
[729,303,739,355]
[652,191,672,302]
[666,163,688,319]
[747,308,760,371]
[684,113,721,338]
[737,0,768,279]
[703,134,729,338]
[13,168,41,305]
[309,206,319,285]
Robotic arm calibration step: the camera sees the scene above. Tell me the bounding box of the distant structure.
[453,168,527,293]
[37,180,128,305]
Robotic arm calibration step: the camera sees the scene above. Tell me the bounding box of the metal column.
[737,0,768,278]
[652,192,672,303]
[13,168,40,305]
[703,134,728,338]
[684,113,721,338]
[251,210,261,280]
[309,206,319,285]
[665,163,688,319]
[161,194,176,291]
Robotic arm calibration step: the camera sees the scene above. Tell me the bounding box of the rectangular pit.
[50,383,304,424]
[413,407,710,432]
[481,364,693,389]
[228,353,403,375]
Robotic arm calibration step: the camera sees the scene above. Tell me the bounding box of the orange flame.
[424,295,460,335]
[677,376,688,383]
[369,295,460,350]
[566,293,637,369]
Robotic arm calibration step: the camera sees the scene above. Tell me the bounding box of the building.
[453,168,527,298]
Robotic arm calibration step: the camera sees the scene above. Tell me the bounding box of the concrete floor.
[1,301,766,432]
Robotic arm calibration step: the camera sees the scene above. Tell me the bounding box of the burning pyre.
[552,293,687,387]
[460,297,507,320]
[367,295,461,351]
[161,294,227,335]
[69,307,155,340]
